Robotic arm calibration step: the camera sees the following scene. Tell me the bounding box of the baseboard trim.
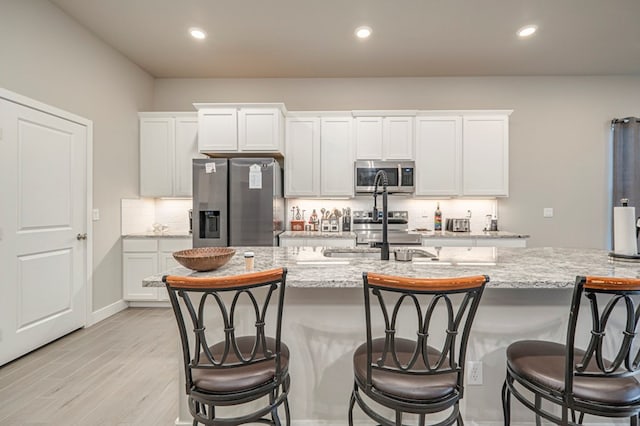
[88,299,128,326]
[128,301,171,308]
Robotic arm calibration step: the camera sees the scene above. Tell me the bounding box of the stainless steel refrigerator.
[193,158,284,247]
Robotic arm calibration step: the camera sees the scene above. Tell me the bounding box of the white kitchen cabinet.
[462,115,509,196]
[122,239,159,301]
[355,117,383,159]
[415,111,510,197]
[355,115,413,160]
[123,237,191,303]
[195,104,285,154]
[320,116,354,197]
[279,237,356,247]
[422,237,527,248]
[239,108,284,151]
[198,108,238,151]
[423,238,474,248]
[139,112,201,197]
[415,116,462,196]
[475,238,526,248]
[285,117,320,197]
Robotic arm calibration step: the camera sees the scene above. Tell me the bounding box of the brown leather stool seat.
[507,340,640,406]
[348,272,488,426]
[193,337,290,394]
[353,338,457,402]
[502,276,640,426]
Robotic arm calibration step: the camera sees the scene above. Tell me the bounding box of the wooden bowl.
[172,247,236,272]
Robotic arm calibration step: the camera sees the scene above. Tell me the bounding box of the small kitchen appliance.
[355,160,414,194]
[445,218,471,232]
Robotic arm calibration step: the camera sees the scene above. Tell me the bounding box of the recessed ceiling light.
[189,28,206,40]
[355,26,372,39]
[517,25,537,38]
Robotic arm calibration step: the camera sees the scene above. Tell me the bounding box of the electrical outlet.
[467,361,483,385]
[543,207,554,218]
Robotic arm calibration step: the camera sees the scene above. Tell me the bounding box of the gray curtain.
[612,117,640,248]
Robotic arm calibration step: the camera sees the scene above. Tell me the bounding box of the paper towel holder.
[609,198,640,261]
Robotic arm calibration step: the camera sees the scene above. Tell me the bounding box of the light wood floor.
[0,308,179,425]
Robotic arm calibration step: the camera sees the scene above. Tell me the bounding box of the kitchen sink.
[323,248,382,258]
[323,247,437,260]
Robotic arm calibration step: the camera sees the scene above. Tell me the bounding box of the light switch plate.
[92,209,100,221]
[543,207,554,218]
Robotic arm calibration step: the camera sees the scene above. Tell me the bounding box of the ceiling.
[50,0,640,78]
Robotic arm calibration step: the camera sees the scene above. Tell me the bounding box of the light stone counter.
[418,230,530,239]
[143,246,637,289]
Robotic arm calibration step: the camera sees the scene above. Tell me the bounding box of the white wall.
[0,0,154,312]
[153,76,640,249]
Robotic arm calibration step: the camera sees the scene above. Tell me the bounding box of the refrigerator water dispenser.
[200,210,221,240]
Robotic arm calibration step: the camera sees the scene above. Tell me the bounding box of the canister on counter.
[244,251,255,271]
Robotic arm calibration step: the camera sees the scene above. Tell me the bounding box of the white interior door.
[0,96,87,366]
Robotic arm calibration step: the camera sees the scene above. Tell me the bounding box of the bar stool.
[163,268,290,426]
[348,272,489,426]
[502,275,640,425]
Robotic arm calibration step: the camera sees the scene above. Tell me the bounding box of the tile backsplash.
[286,197,498,233]
[121,198,191,234]
[122,196,499,235]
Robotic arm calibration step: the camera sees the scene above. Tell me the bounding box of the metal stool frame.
[163,268,290,426]
[502,275,640,425]
[349,272,488,426]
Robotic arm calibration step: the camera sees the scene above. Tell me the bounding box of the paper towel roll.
[614,206,638,255]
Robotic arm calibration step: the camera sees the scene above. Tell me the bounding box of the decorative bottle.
[434,203,442,231]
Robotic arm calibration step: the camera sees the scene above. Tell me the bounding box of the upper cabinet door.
[320,117,354,197]
[414,116,462,196]
[462,115,509,196]
[238,108,283,152]
[285,117,320,197]
[355,117,383,159]
[383,116,413,160]
[198,108,238,152]
[355,115,414,160]
[174,116,200,197]
[140,117,174,197]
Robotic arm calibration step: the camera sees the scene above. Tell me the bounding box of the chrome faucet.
[371,170,390,260]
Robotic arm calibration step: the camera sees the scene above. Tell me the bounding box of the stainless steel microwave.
[355,160,415,194]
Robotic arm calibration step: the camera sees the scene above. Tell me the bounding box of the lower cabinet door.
[279,238,307,247]
[157,252,182,301]
[123,252,159,301]
[476,238,527,248]
[422,238,475,247]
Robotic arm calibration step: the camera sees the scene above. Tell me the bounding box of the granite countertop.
[279,231,357,239]
[123,232,192,238]
[144,246,638,290]
[418,230,530,239]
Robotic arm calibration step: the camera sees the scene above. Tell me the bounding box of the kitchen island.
[144,245,632,289]
[144,246,637,425]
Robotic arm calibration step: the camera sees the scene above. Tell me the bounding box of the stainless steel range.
[352,210,422,245]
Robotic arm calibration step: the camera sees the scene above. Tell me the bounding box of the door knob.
[76,233,87,240]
